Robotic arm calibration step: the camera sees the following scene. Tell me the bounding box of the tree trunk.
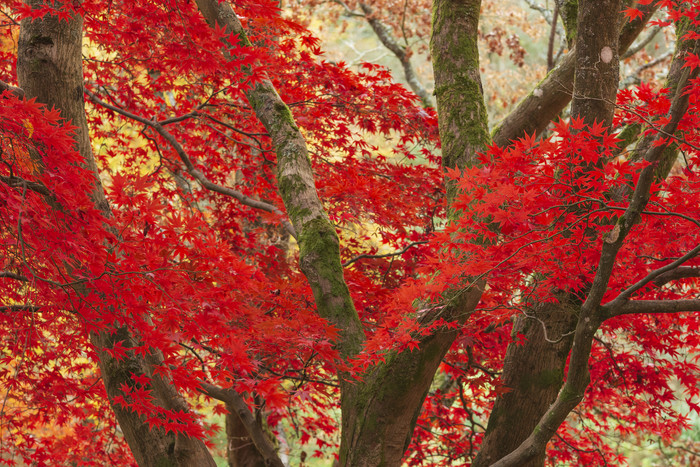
[472,302,578,467]
[339,286,484,466]
[16,3,216,465]
[226,406,269,467]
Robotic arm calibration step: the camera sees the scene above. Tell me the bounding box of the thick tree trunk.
[16,3,216,466]
[472,302,578,467]
[338,286,484,466]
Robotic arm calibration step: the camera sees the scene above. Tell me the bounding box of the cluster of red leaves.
[0,94,135,465]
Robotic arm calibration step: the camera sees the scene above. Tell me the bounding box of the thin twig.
[342,240,428,267]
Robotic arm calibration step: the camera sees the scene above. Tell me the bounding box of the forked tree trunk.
[16,3,216,465]
[193,0,661,460]
[194,1,487,465]
[14,0,662,464]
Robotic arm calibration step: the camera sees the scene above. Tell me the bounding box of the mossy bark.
[196,1,490,465]
[17,3,216,466]
[556,0,578,47]
[339,284,484,466]
[431,0,489,203]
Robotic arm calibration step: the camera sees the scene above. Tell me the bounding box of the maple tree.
[1,0,700,466]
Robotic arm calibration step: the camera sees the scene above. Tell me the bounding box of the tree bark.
[491,1,656,147]
[570,0,622,126]
[472,301,578,467]
[16,3,216,466]
[338,286,484,466]
[226,407,268,467]
[187,0,664,464]
[322,0,488,463]
[194,1,488,465]
[492,51,699,465]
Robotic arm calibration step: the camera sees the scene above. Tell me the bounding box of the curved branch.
[0,271,30,282]
[0,174,51,196]
[199,382,285,467]
[0,305,41,313]
[604,244,700,313]
[359,2,432,107]
[581,37,699,316]
[622,25,663,59]
[490,3,674,465]
[85,89,297,240]
[331,0,365,17]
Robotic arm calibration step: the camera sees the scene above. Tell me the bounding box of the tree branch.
[85,88,297,240]
[0,79,24,99]
[0,304,41,313]
[547,2,560,70]
[490,3,671,465]
[342,240,427,267]
[199,382,284,467]
[621,50,673,87]
[524,0,556,24]
[653,266,700,287]
[0,174,51,196]
[358,2,432,107]
[491,1,657,147]
[331,0,365,17]
[622,25,663,59]
[581,38,699,317]
[607,299,700,316]
[195,0,365,360]
[0,271,30,282]
[604,244,700,312]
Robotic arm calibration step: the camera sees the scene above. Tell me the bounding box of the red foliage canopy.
[0,0,699,465]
